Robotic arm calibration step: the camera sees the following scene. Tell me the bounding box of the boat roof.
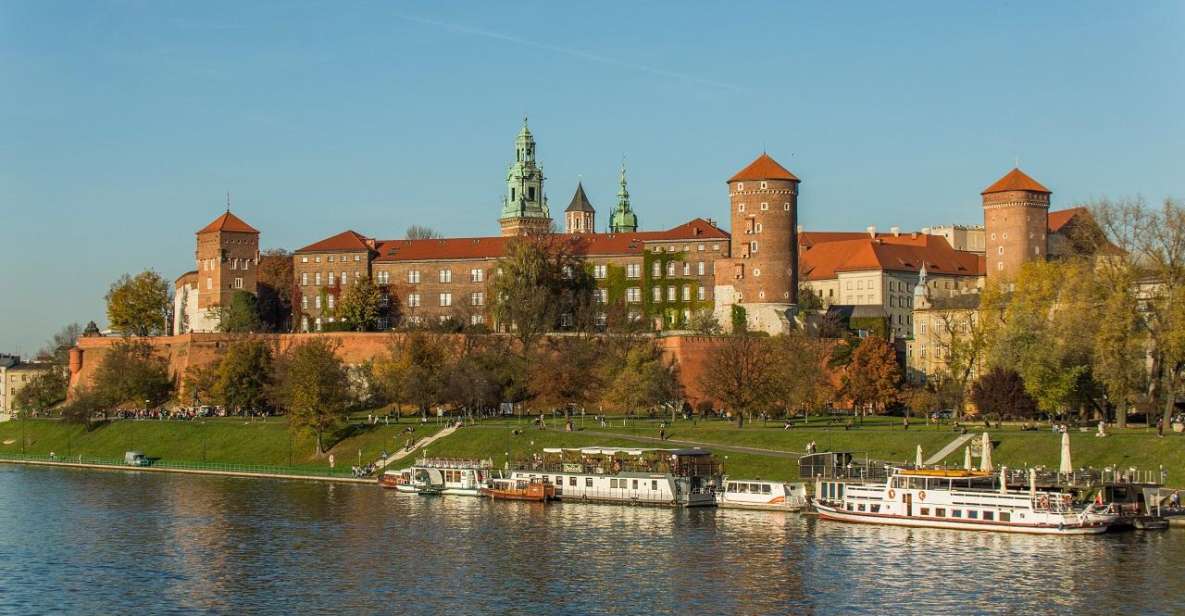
[897,468,992,478]
[540,447,710,456]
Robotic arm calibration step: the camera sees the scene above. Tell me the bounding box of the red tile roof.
[982,168,1050,195]
[799,234,984,281]
[1047,207,1084,232]
[198,211,259,234]
[371,219,729,263]
[295,230,374,253]
[728,153,800,183]
[800,230,931,248]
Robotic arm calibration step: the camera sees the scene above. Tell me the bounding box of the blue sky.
[1,1,1182,355]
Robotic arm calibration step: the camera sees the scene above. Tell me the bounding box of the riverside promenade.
[0,453,373,484]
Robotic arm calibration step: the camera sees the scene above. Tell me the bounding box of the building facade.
[0,357,58,421]
[173,211,261,334]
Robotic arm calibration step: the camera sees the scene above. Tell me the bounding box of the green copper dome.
[609,161,638,233]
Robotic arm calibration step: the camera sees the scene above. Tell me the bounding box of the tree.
[841,335,900,414]
[181,362,220,406]
[970,368,1037,419]
[375,332,452,417]
[699,334,775,427]
[531,336,605,410]
[767,330,830,415]
[338,277,383,331]
[490,234,596,353]
[271,338,351,455]
[91,339,173,408]
[39,323,82,364]
[601,341,678,414]
[257,249,294,332]
[687,309,722,335]
[218,290,262,333]
[215,339,273,413]
[903,385,940,417]
[105,271,169,336]
[12,368,68,417]
[406,225,442,240]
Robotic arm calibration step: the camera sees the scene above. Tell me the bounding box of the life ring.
[918,491,926,502]
[1038,494,1050,509]
[887,489,896,499]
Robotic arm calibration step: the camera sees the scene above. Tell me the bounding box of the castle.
[173,120,1089,340]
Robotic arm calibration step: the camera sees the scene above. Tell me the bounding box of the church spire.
[499,117,551,236]
[609,159,638,233]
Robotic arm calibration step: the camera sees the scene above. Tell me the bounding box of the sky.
[1,1,1182,355]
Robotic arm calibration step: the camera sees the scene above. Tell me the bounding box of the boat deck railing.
[415,457,494,470]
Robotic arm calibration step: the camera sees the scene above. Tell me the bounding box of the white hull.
[718,501,806,512]
[814,502,1108,535]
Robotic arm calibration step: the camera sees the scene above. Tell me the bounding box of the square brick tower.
[713,153,800,333]
[195,210,260,312]
[981,168,1050,279]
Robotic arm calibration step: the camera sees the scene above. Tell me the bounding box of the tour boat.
[507,447,722,507]
[377,468,417,493]
[407,458,492,496]
[717,479,808,511]
[813,467,1116,535]
[481,477,556,502]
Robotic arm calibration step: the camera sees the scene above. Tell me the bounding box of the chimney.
[890,226,900,237]
[365,237,376,250]
[797,224,804,233]
[866,225,877,238]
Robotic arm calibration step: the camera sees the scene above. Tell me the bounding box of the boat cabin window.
[871,504,881,513]
[983,511,994,521]
[569,477,577,487]
[633,480,639,490]
[999,512,1010,522]
[968,510,979,520]
[761,484,771,494]
[920,507,930,516]
[858,504,866,512]
[651,480,658,490]
[951,510,962,518]
[935,508,946,517]
[585,477,593,487]
[555,476,561,485]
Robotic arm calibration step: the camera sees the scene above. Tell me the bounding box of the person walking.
[1156,417,1164,438]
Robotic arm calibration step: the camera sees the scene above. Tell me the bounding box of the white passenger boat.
[407,458,493,496]
[508,447,721,507]
[717,479,808,511]
[813,467,1116,535]
[377,468,417,493]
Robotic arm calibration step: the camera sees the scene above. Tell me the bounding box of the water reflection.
[0,466,1180,615]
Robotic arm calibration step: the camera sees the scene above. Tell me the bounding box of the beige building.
[0,358,58,421]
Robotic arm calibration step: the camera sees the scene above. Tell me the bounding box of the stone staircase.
[924,433,977,465]
[371,425,458,471]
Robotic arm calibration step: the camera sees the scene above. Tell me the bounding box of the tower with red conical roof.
[179,209,260,332]
[982,168,1050,279]
[713,153,801,333]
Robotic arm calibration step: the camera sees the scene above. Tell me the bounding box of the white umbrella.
[999,465,1008,494]
[980,432,993,472]
[916,445,923,467]
[964,446,972,470]
[1059,431,1073,474]
[1029,467,1037,497]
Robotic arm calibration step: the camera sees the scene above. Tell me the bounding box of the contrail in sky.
[397,14,744,93]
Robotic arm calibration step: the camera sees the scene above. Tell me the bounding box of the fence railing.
[0,452,359,479]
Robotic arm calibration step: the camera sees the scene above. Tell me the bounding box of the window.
[328,273,336,286]
[470,314,484,325]
[682,262,690,276]
[713,244,720,251]
[315,256,321,263]
[327,295,335,309]
[698,244,704,252]
[736,183,744,191]
[760,181,767,189]
[697,262,705,275]
[750,241,758,253]
[652,262,662,277]
[328,255,335,263]
[376,271,389,285]
[439,293,452,307]
[682,286,690,301]
[585,477,593,487]
[667,262,676,276]
[784,202,791,211]
[920,507,930,516]
[301,316,309,331]
[653,287,662,302]
[230,259,238,271]
[354,255,361,262]
[999,511,1011,522]
[341,272,348,286]
[997,261,1004,271]
[301,256,309,263]
[315,272,322,286]
[998,246,1004,255]
[667,287,676,301]
[471,292,484,306]
[983,511,995,521]
[738,203,746,212]
[569,477,576,487]
[409,270,421,284]
[594,265,607,279]
[301,296,309,309]
[301,273,308,286]
[627,287,641,303]
[626,263,640,278]
[761,202,769,211]
[439,270,452,283]
[315,317,322,331]
[233,277,243,289]
[408,293,420,307]
[595,289,608,304]
[951,509,962,518]
[315,296,322,309]
[935,508,946,517]
[697,287,706,301]
[470,268,484,282]
[968,510,979,519]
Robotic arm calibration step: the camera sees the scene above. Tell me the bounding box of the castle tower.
[564,182,595,234]
[608,162,638,233]
[192,210,259,328]
[981,168,1050,279]
[499,117,552,236]
[713,153,800,334]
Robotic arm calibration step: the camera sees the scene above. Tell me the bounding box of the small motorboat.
[482,477,556,502]
[378,468,417,493]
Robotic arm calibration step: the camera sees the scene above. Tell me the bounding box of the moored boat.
[508,447,722,507]
[813,467,1116,535]
[482,477,556,502]
[408,458,492,496]
[717,478,808,511]
[378,468,418,492]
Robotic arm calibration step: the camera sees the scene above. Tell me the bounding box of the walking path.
[371,425,457,470]
[573,430,802,459]
[0,457,372,484]
[925,433,977,465]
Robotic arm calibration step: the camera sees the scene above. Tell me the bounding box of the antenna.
[1014,155,1020,169]
[226,191,231,212]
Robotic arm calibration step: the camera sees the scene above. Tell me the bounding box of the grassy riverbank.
[1,416,1180,486]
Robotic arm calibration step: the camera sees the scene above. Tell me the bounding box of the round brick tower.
[981,168,1050,279]
[722,153,800,332]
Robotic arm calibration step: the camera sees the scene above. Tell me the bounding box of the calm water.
[0,466,1181,615]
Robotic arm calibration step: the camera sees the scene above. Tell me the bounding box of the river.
[0,466,1180,614]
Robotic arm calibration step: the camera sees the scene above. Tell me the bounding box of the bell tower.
[564,182,595,234]
[608,161,638,233]
[499,117,552,236]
